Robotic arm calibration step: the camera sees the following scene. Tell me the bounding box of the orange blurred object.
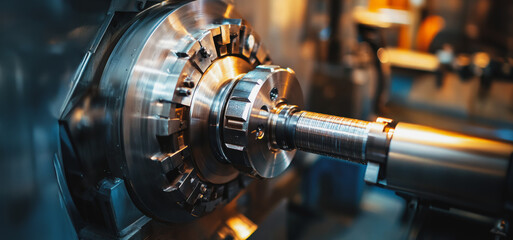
[416,15,445,52]
[368,0,409,12]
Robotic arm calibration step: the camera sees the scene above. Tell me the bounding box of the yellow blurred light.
[473,52,490,68]
[386,48,439,71]
[353,6,412,28]
[225,214,257,240]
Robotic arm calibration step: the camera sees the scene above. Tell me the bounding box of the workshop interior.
[1,0,513,239]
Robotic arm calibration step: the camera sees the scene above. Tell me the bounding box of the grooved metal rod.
[289,111,372,164]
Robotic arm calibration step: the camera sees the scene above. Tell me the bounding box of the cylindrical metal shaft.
[289,111,372,163]
[273,109,392,165]
[273,107,513,215]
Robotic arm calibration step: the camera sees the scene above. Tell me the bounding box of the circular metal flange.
[221,66,304,178]
[99,0,271,222]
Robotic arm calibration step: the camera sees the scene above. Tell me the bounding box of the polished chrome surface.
[220,66,303,178]
[386,123,513,214]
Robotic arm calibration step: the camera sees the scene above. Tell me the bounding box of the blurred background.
[232,0,513,239]
[1,0,512,239]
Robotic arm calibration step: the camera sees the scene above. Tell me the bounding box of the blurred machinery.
[1,0,513,240]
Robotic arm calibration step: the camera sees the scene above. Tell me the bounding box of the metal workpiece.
[269,108,392,165]
[386,123,513,215]
[288,111,372,164]
[269,109,393,165]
